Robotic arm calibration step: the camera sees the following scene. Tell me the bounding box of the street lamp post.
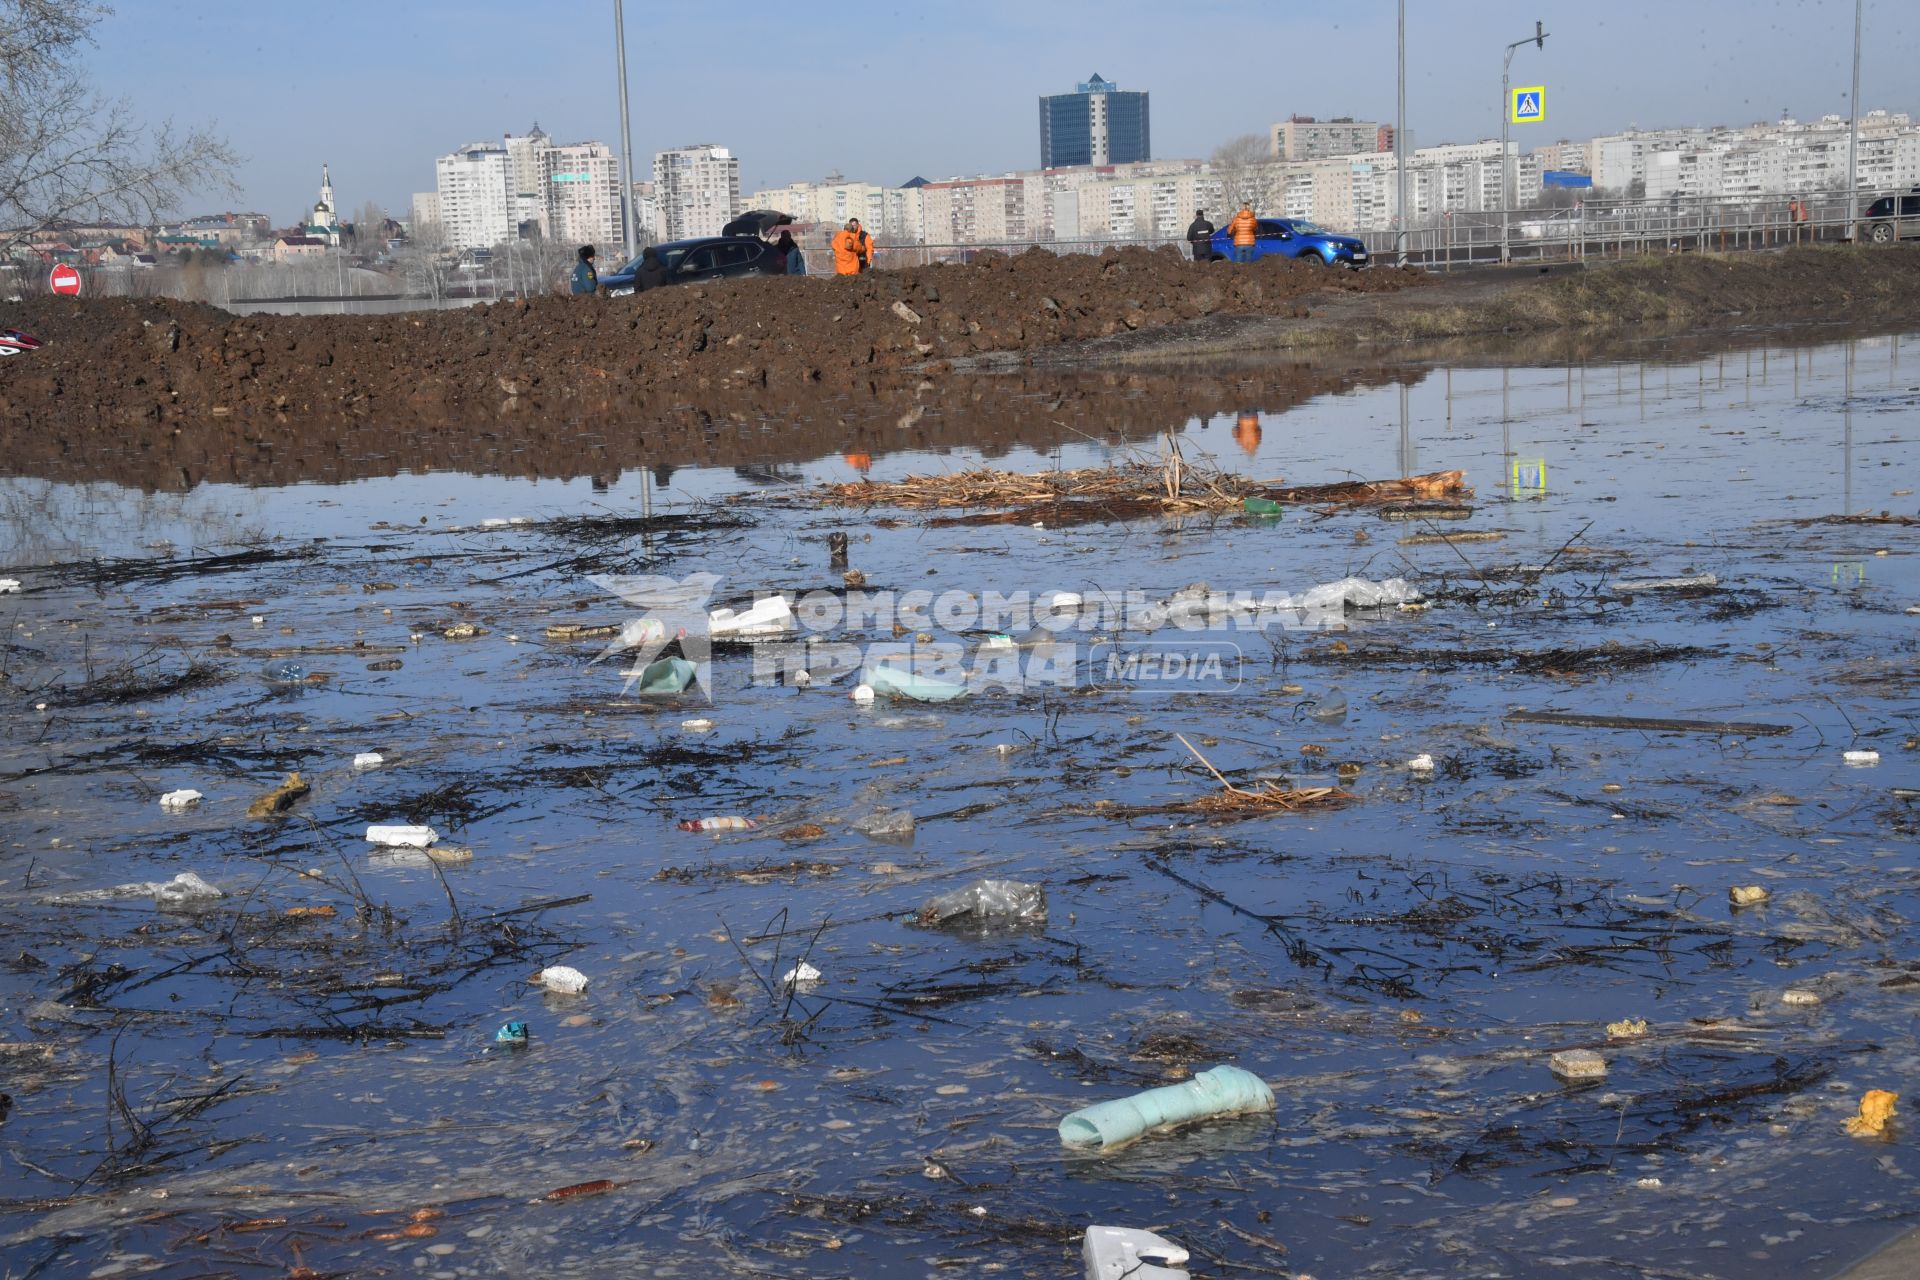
[1499,20,1548,264]
[1845,0,1862,240]
[1396,0,1407,267]
[615,0,638,263]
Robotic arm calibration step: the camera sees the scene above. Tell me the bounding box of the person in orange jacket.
[1227,202,1259,264]
[831,219,875,275]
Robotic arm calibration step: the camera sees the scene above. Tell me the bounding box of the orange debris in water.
[1845,1089,1899,1137]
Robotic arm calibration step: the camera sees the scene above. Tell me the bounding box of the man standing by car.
[1227,203,1258,264]
[1186,210,1214,262]
[633,246,668,292]
[570,244,598,295]
[832,219,875,275]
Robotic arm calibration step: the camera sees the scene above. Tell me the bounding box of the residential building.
[540,140,623,248]
[435,143,513,250]
[920,175,1031,245]
[504,125,551,203]
[1039,74,1151,169]
[630,181,662,244]
[173,213,271,247]
[410,191,441,236]
[272,235,328,263]
[1268,116,1392,162]
[746,172,926,244]
[504,124,552,235]
[1036,160,1219,240]
[654,144,740,240]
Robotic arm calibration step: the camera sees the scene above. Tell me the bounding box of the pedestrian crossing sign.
[1511,86,1545,124]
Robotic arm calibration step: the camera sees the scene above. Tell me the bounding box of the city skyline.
[80,0,1920,225]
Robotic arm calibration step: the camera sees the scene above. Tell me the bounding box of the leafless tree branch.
[1,2,237,257]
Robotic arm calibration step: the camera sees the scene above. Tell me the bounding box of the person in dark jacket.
[1186,211,1215,262]
[569,244,598,294]
[634,246,669,292]
[774,229,804,275]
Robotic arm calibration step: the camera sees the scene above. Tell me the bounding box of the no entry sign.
[49,263,81,296]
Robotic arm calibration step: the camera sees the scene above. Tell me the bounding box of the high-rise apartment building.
[1269,116,1393,162]
[630,181,662,244]
[654,144,740,240]
[409,191,441,236]
[1039,75,1150,169]
[434,143,512,250]
[504,125,551,202]
[540,141,623,248]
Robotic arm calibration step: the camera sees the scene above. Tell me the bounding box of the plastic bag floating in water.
[915,878,1044,931]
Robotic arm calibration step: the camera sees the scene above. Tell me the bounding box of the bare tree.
[396,218,454,301]
[1210,134,1280,212]
[1,1,237,258]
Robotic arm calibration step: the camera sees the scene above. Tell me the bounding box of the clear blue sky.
[81,0,1917,225]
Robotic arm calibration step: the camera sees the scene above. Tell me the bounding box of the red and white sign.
[49,264,81,296]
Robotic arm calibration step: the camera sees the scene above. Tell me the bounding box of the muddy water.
[1,329,1916,1280]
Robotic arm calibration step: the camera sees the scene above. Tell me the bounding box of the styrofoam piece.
[1084,1226,1191,1280]
[365,823,441,848]
[534,965,589,994]
[0,578,20,594]
[709,596,795,637]
[152,871,224,908]
[1615,572,1718,591]
[352,752,385,770]
[781,960,823,989]
[159,789,203,810]
[1549,1049,1608,1080]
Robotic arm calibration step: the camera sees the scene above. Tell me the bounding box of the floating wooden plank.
[1506,710,1792,737]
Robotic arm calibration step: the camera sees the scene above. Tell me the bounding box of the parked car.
[601,236,777,295]
[1210,217,1370,268]
[1860,187,1920,245]
[0,327,42,356]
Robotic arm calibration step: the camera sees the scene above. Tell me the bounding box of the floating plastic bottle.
[261,658,306,684]
[678,816,757,832]
[1306,686,1348,722]
[1059,1064,1275,1150]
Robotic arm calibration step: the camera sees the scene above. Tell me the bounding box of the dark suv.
[602,236,775,294]
[1861,188,1920,245]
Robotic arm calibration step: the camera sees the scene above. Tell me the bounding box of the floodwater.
[1,327,1916,1280]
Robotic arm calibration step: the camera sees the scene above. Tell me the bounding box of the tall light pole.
[1396,0,1408,266]
[1499,20,1547,264]
[615,0,638,263]
[1845,0,1862,240]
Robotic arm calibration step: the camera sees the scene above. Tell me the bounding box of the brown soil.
[1050,247,1920,363]
[0,350,1424,492]
[0,246,1421,430]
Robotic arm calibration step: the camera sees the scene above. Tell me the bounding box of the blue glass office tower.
[1039,74,1151,169]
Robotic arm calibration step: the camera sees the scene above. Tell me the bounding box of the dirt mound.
[0,247,1423,428]
[1381,245,1920,339]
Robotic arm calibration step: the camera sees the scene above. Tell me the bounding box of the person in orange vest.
[831,219,875,275]
[1227,202,1259,264]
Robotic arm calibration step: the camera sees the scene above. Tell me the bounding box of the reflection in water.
[1232,411,1262,457]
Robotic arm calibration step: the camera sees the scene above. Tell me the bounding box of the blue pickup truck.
[1211,217,1370,269]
